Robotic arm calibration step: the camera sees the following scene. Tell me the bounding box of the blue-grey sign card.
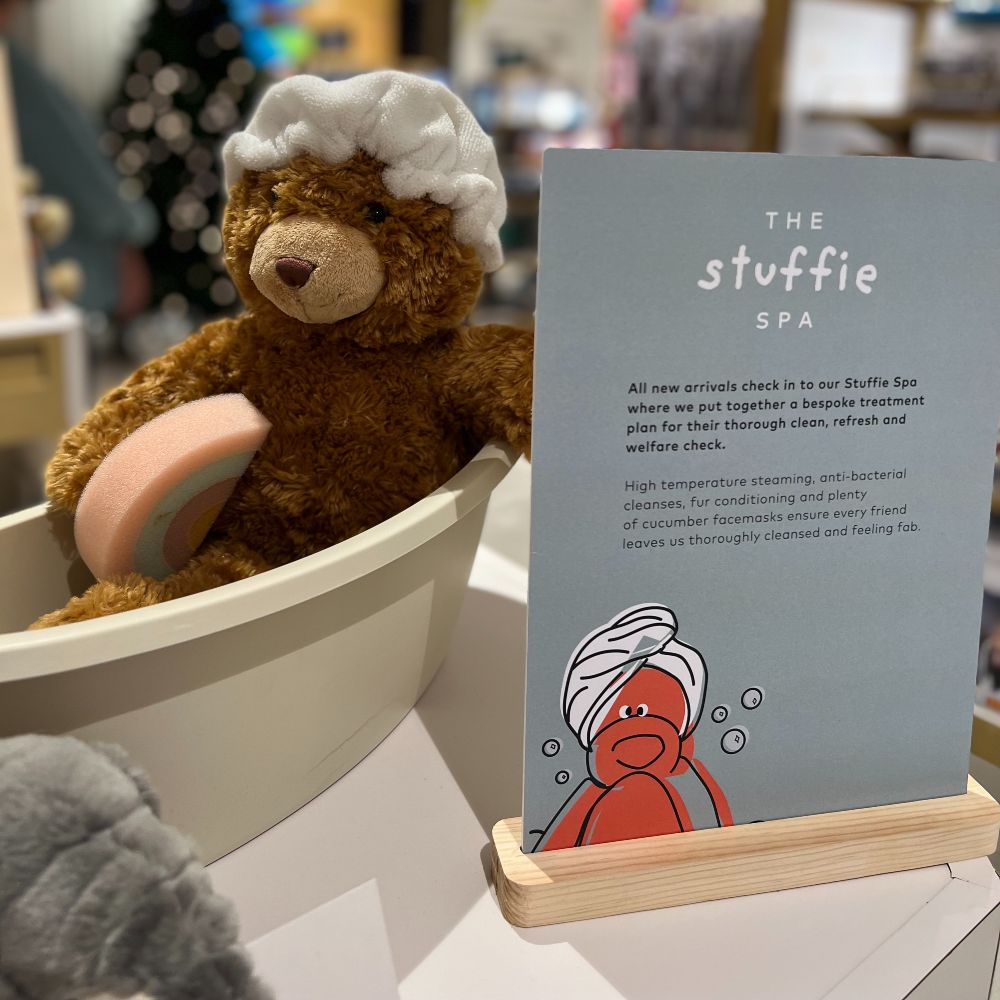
[523,149,1000,853]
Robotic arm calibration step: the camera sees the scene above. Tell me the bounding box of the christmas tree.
[102,0,261,320]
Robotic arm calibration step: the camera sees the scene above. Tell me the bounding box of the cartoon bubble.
[721,727,748,754]
[741,687,764,710]
[711,705,729,724]
[555,770,572,784]
[542,739,561,757]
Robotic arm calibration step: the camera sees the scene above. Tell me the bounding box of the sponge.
[74,395,271,581]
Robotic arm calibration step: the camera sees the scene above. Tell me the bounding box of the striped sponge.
[74,395,271,581]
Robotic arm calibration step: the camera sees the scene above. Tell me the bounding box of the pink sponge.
[74,394,271,581]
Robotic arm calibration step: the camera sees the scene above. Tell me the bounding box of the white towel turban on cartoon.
[562,604,707,750]
[222,70,506,272]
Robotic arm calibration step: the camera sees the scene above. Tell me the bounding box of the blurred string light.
[102,0,261,317]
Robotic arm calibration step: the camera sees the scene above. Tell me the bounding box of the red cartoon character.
[534,604,732,851]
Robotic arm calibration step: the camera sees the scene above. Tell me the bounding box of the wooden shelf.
[835,0,948,7]
[807,108,1000,135]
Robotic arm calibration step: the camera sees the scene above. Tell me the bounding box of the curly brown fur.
[35,152,532,628]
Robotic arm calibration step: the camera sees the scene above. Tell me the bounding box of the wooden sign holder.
[491,776,1000,927]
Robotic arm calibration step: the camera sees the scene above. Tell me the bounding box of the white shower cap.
[222,70,506,271]
[561,604,707,750]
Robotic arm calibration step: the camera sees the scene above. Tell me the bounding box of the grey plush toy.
[0,735,273,1000]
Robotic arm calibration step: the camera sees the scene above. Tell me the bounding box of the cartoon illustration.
[532,604,733,851]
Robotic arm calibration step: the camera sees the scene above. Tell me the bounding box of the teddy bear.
[32,71,532,629]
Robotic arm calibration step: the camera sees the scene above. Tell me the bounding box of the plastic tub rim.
[0,441,517,678]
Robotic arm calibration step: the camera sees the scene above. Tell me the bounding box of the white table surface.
[211,514,1000,999]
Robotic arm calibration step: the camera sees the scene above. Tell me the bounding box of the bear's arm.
[45,317,242,513]
[438,324,533,457]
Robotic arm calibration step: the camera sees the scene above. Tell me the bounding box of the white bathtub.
[0,442,516,861]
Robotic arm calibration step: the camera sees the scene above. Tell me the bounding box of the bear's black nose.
[275,257,316,288]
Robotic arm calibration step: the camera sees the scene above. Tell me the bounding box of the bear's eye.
[365,202,387,225]
[618,705,632,719]
[636,704,648,717]
[268,186,280,206]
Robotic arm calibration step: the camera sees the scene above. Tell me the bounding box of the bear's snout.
[250,214,385,325]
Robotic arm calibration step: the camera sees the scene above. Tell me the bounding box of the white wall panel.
[29,0,153,111]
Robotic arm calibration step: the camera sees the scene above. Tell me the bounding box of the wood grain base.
[491,777,1000,927]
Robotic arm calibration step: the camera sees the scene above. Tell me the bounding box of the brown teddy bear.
[32,71,532,629]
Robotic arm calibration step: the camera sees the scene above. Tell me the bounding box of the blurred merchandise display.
[955,0,1000,22]
[454,0,762,322]
[978,574,1000,710]
[297,0,400,76]
[3,32,154,323]
[915,12,1000,111]
[915,45,1000,110]
[453,0,606,114]
[621,8,760,151]
[993,436,1000,518]
[227,0,316,72]
[0,49,89,511]
[978,439,1000,711]
[772,0,1000,155]
[103,0,260,330]
[453,0,610,323]
[226,0,444,78]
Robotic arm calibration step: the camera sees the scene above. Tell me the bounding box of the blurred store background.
[6,0,1000,390]
[4,0,1000,790]
[12,0,1000,378]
